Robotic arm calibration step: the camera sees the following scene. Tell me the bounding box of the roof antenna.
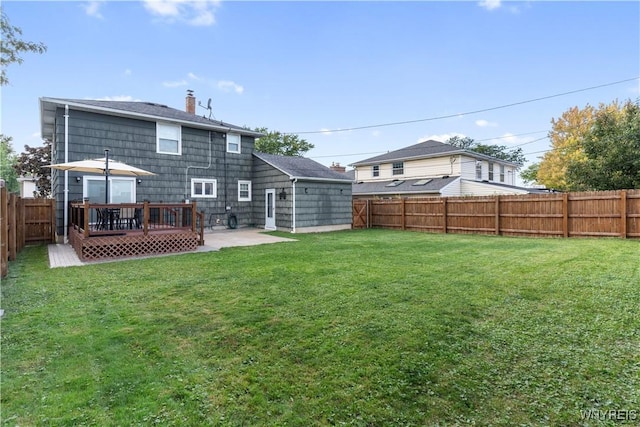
[198,97,215,120]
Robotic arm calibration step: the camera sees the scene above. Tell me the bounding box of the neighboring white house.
[350,140,539,198]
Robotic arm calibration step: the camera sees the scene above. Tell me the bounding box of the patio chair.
[119,207,138,229]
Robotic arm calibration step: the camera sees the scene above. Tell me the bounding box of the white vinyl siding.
[157,122,181,155]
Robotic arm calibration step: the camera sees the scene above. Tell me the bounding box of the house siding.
[252,157,352,231]
[294,181,352,230]
[355,156,460,181]
[251,157,293,229]
[51,107,256,236]
[459,180,528,196]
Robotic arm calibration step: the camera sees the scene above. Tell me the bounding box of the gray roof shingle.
[352,176,459,196]
[253,152,354,182]
[351,139,518,166]
[40,97,262,139]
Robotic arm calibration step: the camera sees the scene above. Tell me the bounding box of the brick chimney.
[330,162,346,173]
[186,89,195,114]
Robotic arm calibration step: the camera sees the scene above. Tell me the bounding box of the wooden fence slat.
[354,189,640,240]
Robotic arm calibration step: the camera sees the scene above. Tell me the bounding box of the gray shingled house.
[40,94,352,239]
[252,152,353,232]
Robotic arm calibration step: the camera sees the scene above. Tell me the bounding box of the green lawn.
[1,230,639,426]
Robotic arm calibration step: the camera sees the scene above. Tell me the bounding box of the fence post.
[1,183,7,278]
[442,197,448,234]
[366,199,370,229]
[401,198,406,230]
[83,199,90,238]
[563,193,569,238]
[8,194,16,261]
[495,195,500,235]
[191,201,197,232]
[50,199,56,242]
[620,190,627,239]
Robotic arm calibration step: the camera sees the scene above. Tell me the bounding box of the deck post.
[83,199,90,238]
[143,201,149,236]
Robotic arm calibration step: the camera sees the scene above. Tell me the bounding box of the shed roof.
[40,97,263,140]
[253,152,354,183]
[351,139,518,166]
[352,176,459,196]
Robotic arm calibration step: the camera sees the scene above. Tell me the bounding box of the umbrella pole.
[105,149,110,204]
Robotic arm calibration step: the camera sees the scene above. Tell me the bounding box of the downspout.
[63,105,69,243]
[185,131,213,200]
[291,178,297,233]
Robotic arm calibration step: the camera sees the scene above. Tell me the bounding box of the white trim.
[157,122,182,155]
[238,180,252,202]
[191,178,217,198]
[226,133,241,153]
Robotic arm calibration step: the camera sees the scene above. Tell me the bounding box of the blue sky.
[2,0,639,182]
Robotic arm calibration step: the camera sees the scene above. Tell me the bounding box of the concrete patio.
[48,228,296,268]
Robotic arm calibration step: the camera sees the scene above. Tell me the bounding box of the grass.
[1,229,639,426]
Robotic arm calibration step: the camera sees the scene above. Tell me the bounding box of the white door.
[265,189,276,230]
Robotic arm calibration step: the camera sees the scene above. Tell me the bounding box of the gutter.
[291,178,297,233]
[63,105,69,243]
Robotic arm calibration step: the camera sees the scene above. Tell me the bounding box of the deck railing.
[70,200,204,244]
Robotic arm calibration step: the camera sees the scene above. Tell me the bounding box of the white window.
[392,162,404,176]
[157,122,181,155]
[191,178,217,198]
[227,133,241,153]
[500,164,505,183]
[372,165,380,177]
[475,161,482,180]
[488,162,494,181]
[238,180,252,202]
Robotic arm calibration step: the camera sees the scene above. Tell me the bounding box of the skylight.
[412,179,432,186]
[385,180,405,187]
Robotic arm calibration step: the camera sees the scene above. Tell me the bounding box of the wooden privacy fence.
[353,189,640,239]
[1,184,55,278]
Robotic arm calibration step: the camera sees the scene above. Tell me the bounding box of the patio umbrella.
[46,149,156,203]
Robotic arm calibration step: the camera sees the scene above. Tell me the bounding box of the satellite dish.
[207,98,212,109]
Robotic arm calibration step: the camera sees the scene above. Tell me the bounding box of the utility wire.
[289,77,639,135]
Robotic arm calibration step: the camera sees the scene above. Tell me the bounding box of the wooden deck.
[69,226,199,262]
[68,201,205,262]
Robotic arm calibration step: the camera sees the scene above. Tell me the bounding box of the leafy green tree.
[447,136,526,166]
[565,99,640,190]
[1,12,47,85]
[14,139,51,198]
[0,135,19,192]
[519,162,540,186]
[254,127,314,156]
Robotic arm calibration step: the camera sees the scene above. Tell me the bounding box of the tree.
[536,104,596,191]
[14,139,52,198]
[447,136,526,166]
[565,99,640,190]
[254,127,314,156]
[519,162,540,186]
[1,12,47,85]
[0,135,19,192]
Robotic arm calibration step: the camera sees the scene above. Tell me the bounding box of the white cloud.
[419,133,465,143]
[82,1,105,19]
[188,72,203,81]
[123,69,132,76]
[163,79,188,88]
[143,0,220,26]
[371,130,381,137]
[217,80,244,94]
[475,119,498,127]
[478,0,501,11]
